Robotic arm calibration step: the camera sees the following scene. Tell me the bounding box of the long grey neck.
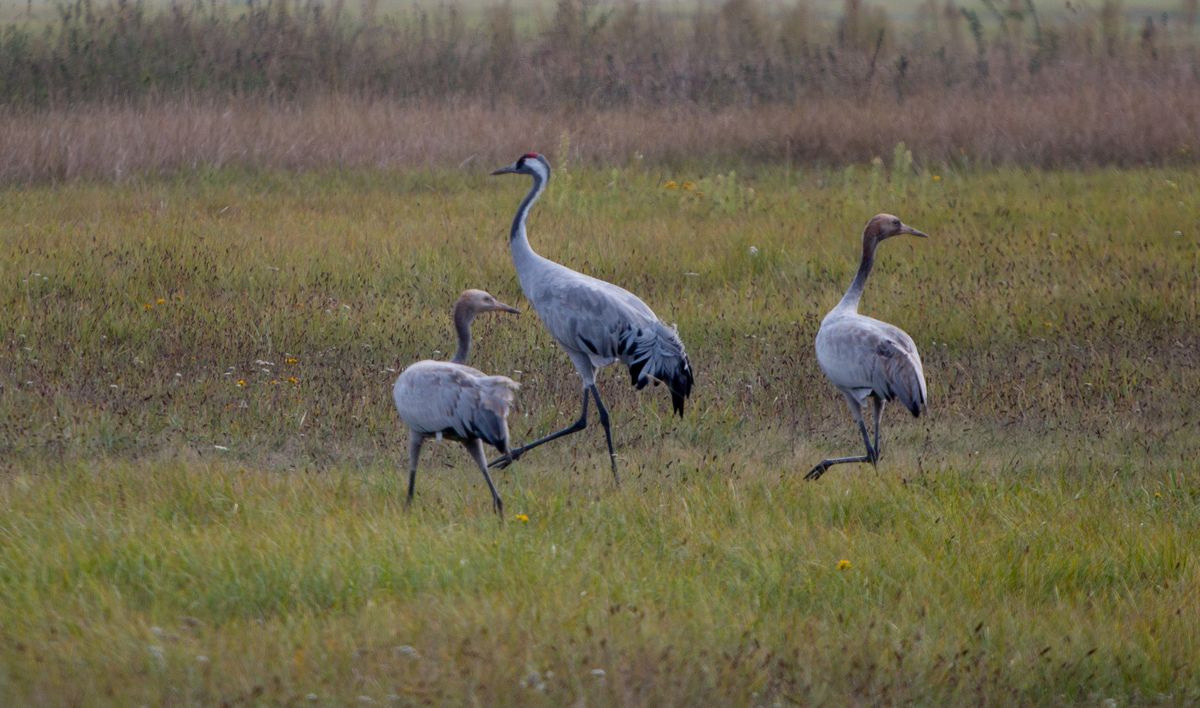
[509,169,547,268]
[836,237,877,312]
[451,304,475,365]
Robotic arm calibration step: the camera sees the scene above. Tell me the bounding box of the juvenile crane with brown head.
[393,289,521,514]
[807,214,929,480]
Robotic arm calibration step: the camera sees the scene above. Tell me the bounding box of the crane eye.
[893,219,901,227]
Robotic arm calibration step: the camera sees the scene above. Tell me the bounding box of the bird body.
[490,153,693,479]
[516,258,690,404]
[807,214,928,480]
[393,361,518,449]
[815,310,926,416]
[392,289,520,513]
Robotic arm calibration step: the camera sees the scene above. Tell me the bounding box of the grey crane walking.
[393,289,521,513]
[806,214,929,481]
[489,153,694,482]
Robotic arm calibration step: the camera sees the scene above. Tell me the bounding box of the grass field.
[2,164,1199,704]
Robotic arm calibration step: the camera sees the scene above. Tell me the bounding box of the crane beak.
[490,164,518,176]
[901,225,928,238]
[494,301,520,314]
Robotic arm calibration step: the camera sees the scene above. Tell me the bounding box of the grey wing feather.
[469,375,519,448]
[523,264,693,413]
[526,267,657,357]
[873,337,927,417]
[393,362,519,448]
[816,313,927,416]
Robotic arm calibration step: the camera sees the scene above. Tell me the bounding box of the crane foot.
[805,463,830,481]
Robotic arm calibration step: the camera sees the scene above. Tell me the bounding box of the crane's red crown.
[523,152,540,159]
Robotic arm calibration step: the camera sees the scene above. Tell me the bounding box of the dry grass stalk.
[0,80,1196,184]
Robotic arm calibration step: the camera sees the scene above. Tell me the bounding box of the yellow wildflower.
[515,513,529,523]
[156,298,166,305]
[932,175,942,182]
[143,303,153,311]
[663,180,678,190]
[836,559,852,571]
[285,357,299,366]
[682,180,697,191]
[236,379,246,387]
[287,376,299,385]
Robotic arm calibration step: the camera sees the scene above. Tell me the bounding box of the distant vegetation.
[0,0,1196,106]
[0,0,1194,179]
[0,0,1190,106]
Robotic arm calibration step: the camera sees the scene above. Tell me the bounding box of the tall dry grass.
[0,0,1197,179]
[0,82,1196,183]
[2,0,1197,106]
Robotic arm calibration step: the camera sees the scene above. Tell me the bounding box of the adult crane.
[489,152,693,483]
[393,289,521,514]
[806,213,928,480]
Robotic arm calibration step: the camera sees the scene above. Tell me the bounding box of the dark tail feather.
[665,354,694,416]
[468,408,509,449]
[621,321,694,416]
[886,389,923,418]
[629,358,648,388]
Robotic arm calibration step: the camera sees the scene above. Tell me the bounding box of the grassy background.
[1,164,1198,703]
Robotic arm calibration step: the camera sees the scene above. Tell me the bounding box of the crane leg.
[805,397,878,481]
[590,384,619,486]
[465,438,503,516]
[406,430,424,508]
[488,389,590,468]
[871,396,885,461]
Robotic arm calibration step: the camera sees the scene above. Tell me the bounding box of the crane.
[806,213,929,481]
[489,152,694,483]
[392,289,521,514]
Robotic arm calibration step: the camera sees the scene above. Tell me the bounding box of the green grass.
[2,462,1197,704]
[1,165,1198,703]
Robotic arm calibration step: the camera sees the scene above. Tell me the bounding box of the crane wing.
[816,314,927,416]
[522,265,694,413]
[524,264,658,354]
[393,362,519,448]
[873,339,927,417]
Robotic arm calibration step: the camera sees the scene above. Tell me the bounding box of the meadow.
[1,163,1198,704]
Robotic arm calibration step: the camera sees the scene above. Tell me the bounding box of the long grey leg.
[805,395,878,481]
[870,396,885,462]
[465,438,503,516]
[489,388,590,468]
[406,430,424,507]
[590,384,619,486]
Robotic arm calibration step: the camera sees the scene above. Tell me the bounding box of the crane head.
[864,213,927,243]
[491,153,550,179]
[457,289,520,316]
